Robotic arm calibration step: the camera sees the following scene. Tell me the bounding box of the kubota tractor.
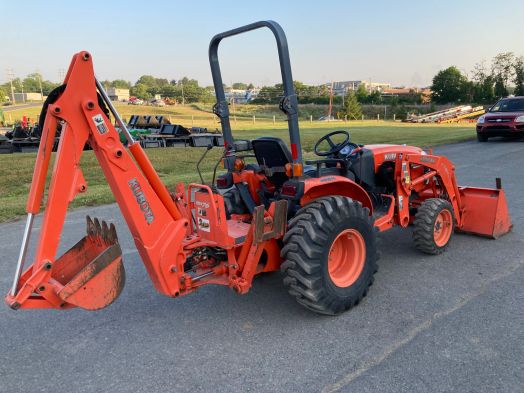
[5,21,512,315]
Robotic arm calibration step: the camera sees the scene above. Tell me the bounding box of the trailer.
[141,124,224,148]
[405,105,485,123]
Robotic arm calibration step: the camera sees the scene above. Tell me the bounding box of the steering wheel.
[314,130,350,157]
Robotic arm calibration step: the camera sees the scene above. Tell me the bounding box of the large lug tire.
[280,196,378,315]
[413,198,455,255]
[477,133,488,142]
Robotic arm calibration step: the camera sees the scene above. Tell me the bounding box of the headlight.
[477,115,486,124]
[515,115,524,122]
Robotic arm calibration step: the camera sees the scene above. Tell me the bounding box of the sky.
[2,0,524,88]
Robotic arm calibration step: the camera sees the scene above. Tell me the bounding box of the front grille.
[487,118,512,123]
[485,125,511,131]
[516,125,524,130]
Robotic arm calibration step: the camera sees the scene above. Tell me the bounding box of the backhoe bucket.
[52,216,125,310]
[458,185,512,239]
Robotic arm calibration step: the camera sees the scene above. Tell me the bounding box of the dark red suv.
[476,96,524,142]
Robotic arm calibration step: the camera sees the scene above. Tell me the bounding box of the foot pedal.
[52,216,125,310]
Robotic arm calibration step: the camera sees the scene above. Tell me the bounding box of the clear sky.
[2,0,523,87]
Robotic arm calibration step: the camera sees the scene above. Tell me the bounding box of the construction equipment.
[5,21,512,315]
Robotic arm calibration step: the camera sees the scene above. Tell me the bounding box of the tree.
[472,61,495,104]
[247,83,255,90]
[430,66,469,104]
[341,90,362,120]
[232,82,248,90]
[355,84,368,103]
[514,56,524,96]
[367,90,382,104]
[130,83,151,100]
[494,75,508,98]
[0,87,7,102]
[136,75,157,87]
[22,73,42,92]
[111,79,131,89]
[491,52,515,91]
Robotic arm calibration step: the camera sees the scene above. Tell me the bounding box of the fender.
[300,176,373,214]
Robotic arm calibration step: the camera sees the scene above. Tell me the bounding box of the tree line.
[0,73,60,102]
[431,52,524,104]
[252,81,423,106]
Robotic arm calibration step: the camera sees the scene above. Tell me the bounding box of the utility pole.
[6,69,16,104]
[36,70,44,101]
[327,81,334,120]
[20,81,25,103]
[181,81,185,106]
[58,68,66,82]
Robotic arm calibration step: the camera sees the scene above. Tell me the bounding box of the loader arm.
[5,52,191,310]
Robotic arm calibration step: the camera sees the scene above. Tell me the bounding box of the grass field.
[0,104,476,223]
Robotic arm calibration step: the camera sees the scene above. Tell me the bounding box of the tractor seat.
[251,137,314,187]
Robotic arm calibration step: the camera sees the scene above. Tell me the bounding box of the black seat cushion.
[251,137,293,188]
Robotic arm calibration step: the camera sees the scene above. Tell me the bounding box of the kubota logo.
[128,178,155,225]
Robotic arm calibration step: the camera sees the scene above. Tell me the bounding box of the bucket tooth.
[102,221,109,243]
[109,223,118,244]
[94,217,102,235]
[86,215,95,237]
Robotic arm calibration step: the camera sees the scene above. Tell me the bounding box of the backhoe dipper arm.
[6,52,189,310]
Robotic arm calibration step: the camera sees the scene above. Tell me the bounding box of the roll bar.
[209,20,302,165]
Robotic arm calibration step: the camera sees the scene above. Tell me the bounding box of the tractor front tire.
[281,196,378,315]
[413,198,455,255]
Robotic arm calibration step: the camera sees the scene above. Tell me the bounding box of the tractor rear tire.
[413,198,455,255]
[281,196,378,315]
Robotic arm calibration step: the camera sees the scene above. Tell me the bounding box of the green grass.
[0,112,476,223]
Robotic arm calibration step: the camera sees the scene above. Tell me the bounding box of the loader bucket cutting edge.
[52,216,125,310]
[458,186,512,239]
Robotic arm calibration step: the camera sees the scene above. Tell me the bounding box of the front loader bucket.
[458,185,512,239]
[52,216,125,310]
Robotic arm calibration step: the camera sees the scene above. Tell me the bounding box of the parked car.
[151,99,166,107]
[128,98,144,105]
[477,96,524,142]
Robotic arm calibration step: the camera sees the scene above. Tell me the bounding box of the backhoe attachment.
[5,51,189,310]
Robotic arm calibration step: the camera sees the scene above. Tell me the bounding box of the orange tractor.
[5,21,512,315]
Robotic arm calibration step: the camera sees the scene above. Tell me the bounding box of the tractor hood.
[364,144,424,155]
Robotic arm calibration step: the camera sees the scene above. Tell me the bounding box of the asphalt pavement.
[0,139,523,393]
[1,102,42,112]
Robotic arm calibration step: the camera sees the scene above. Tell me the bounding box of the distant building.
[10,92,43,102]
[225,88,259,103]
[328,80,391,96]
[382,87,432,103]
[107,88,130,101]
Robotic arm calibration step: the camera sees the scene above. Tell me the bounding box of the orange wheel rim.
[328,229,366,287]
[434,209,453,247]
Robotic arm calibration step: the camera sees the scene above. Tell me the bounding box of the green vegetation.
[0,121,475,223]
[0,73,60,99]
[431,52,524,104]
[340,91,362,120]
